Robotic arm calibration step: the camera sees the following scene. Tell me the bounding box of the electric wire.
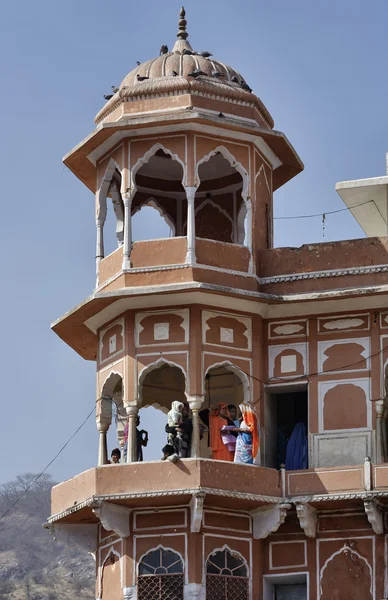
[274,199,374,220]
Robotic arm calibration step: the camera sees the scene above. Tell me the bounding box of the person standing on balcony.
[233,403,259,465]
[199,403,236,461]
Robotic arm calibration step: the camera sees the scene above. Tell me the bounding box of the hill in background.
[0,474,94,600]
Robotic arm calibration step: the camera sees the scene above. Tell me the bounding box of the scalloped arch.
[195,145,249,200]
[204,360,250,404]
[130,143,186,193]
[132,197,176,237]
[319,544,373,596]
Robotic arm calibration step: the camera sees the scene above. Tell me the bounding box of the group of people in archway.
[162,400,259,465]
[108,401,259,465]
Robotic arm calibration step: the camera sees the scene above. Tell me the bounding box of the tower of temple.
[47,8,388,600]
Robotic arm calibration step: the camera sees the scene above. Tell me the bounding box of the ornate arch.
[130,142,186,192]
[206,544,249,575]
[137,544,184,576]
[99,546,123,599]
[319,544,373,597]
[137,358,187,413]
[132,196,176,237]
[195,145,249,201]
[205,545,249,600]
[204,360,251,404]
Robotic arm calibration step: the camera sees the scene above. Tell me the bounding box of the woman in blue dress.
[234,402,259,464]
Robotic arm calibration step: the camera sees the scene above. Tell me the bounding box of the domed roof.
[95,7,274,129]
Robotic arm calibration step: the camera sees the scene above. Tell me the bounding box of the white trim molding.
[261,263,388,285]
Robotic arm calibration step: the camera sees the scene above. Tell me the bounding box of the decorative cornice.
[363,499,384,534]
[261,263,388,285]
[250,503,291,539]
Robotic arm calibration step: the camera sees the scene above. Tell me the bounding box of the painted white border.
[269,540,307,571]
[318,377,371,433]
[97,538,124,598]
[268,342,308,380]
[134,508,188,531]
[268,319,308,340]
[133,532,188,586]
[202,534,252,600]
[135,308,190,347]
[317,536,375,599]
[318,337,370,374]
[263,571,309,600]
[203,509,252,534]
[318,313,370,334]
[202,309,252,351]
[99,317,125,365]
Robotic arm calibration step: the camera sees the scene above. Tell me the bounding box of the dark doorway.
[264,388,308,470]
[275,583,307,600]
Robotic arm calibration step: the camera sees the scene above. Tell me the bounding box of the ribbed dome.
[95,7,274,129]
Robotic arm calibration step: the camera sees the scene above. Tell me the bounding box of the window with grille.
[138,547,184,600]
[206,548,249,600]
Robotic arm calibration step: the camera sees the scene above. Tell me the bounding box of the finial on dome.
[177,6,188,40]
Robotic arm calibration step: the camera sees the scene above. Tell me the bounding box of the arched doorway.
[137,361,187,460]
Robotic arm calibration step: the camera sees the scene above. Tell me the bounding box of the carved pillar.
[185,186,197,264]
[126,404,138,463]
[97,422,109,466]
[95,190,107,287]
[245,197,253,273]
[376,401,384,463]
[187,395,204,458]
[122,192,134,270]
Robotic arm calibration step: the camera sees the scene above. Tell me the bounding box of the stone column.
[122,192,134,270]
[245,197,253,273]
[95,190,107,287]
[376,401,384,463]
[126,405,138,463]
[185,186,197,264]
[97,422,109,466]
[187,395,204,458]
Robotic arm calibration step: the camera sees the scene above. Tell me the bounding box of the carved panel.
[202,310,252,350]
[318,314,369,334]
[268,320,307,340]
[268,343,307,379]
[318,338,370,373]
[318,379,370,432]
[136,309,189,346]
[99,319,125,364]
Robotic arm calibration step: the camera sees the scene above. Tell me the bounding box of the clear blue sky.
[1,0,387,485]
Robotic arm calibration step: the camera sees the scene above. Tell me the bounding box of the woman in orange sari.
[208,403,236,461]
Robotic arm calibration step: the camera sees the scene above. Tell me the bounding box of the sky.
[0,0,387,486]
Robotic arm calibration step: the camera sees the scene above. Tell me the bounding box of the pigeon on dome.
[160,45,168,55]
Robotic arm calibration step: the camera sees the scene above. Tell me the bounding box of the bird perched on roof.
[137,74,150,82]
[183,48,193,55]
[240,80,252,92]
[218,112,225,118]
[111,86,119,93]
[160,45,168,55]
[212,71,224,78]
[136,61,141,66]
[104,94,113,100]
[200,51,213,58]
[170,70,179,77]
[231,76,239,83]
[188,69,206,78]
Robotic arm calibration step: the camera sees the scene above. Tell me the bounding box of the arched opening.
[138,362,189,460]
[97,161,124,258]
[132,199,175,241]
[98,373,127,464]
[138,547,184,600]
[193,150,248,244]
[132,148,186,241]
[206,547,249,600]
[199,364,250,460]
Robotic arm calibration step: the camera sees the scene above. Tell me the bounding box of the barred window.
[138,547,184,600]
[206,548,249,600]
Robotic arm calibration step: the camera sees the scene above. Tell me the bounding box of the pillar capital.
[125,404,138,417]
[186,395,204,411]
